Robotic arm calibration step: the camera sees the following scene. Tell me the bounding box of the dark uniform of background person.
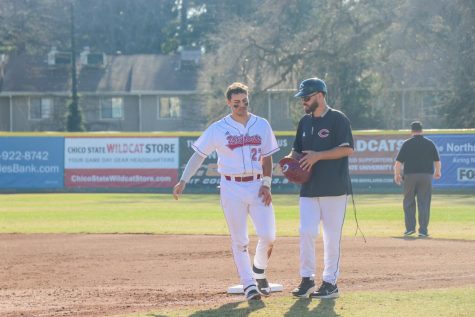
[394,121,441,237]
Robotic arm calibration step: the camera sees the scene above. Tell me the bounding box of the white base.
[227,283,284,294]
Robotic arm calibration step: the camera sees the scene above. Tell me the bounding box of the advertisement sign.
[179,133,475,193]
[429,134,475,189]
[0,137,64,189]
[350,134,475,191]
[1,132,472,192]
[350,134,406,191]
[64,137,179,188]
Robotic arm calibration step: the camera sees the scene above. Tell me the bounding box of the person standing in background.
[394,121,441,238]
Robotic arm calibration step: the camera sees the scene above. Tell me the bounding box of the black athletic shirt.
[396,135,440,174]
[292,107,354,197]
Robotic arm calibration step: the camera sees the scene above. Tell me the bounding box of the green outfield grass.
[0,193,474,239]
[116,287,475,317]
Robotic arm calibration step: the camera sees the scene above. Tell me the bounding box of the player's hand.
[433,171,441,180]
[300,150,321,171]
[173,180,186,200]
[394,174,402,185]
[258,185,272,206]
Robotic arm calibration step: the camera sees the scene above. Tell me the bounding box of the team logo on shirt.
[226,134,262,150]
[318,129,330,138]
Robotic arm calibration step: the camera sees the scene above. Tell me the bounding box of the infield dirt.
[1,234,474,317]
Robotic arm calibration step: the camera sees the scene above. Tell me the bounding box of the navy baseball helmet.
[294,78,327,97]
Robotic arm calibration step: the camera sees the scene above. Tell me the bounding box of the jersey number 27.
[251,148,261,161]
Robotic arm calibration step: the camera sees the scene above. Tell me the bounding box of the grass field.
[1,193,474,239]
[1,193,474,317]
[117,287,475,317]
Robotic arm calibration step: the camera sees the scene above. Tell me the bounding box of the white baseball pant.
[299,195,347,284]
[220,177,276,288]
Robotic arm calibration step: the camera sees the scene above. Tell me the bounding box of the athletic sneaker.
[310,281,339,299]
[244,285,261,301]
[256,278,271,296]
[404,230,416,236]
[291,277,315,298]
[418,232,429,238]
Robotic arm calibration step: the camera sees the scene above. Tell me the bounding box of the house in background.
[0,47,206,132]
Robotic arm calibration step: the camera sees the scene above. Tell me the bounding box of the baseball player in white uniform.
[173,82,280,301]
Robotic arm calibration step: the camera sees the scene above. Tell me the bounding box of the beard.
[304,100,319,114]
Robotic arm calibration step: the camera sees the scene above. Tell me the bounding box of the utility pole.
[66,0,84,131]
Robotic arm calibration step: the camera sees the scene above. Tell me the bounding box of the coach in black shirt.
[289,77,354,299]
[394,121,441,237]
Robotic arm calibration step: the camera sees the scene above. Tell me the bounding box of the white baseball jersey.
[192,113,279,175]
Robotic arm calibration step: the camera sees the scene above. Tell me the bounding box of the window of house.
[158,96,181,118]
[29,97,53,120]
[101,97,123,119]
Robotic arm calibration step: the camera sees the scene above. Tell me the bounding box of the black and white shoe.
[310,281,339,299]
[291,277,315,298]
[253,265,271,296]
[244,285,261,301]
[418,232,429,238]
[256,278,271,296]
[404,230,416,236]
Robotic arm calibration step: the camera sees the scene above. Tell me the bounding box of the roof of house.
[0,53,199,94]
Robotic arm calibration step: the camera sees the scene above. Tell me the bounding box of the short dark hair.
[410,121,423,132]
[225,82,249,100]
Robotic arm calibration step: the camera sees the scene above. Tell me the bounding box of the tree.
[74,0,176,54]
[198,0,399,128]
[372,0,475,129]
[160,0,244,53]
[2,0,472,129]
[0,0,69,55]
[441,1,475,128]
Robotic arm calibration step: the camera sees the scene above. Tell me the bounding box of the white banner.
[65,137,179,169]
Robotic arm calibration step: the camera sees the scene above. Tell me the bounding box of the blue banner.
[0,133,473,192]
[429,134,475,189]
[179,133,475,193]
[0,137,64,189]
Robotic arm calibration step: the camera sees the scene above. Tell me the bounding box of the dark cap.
[410,121,423,131]
[294,77,327,97]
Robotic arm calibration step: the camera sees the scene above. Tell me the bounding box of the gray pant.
[402,173,433,234]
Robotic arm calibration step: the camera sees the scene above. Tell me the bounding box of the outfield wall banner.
[0,132,473,192]
[179,133,475,193]
[429,134,475,189]
[64,137,179,188]
[0,137,64,189]
[349,134,406,191]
